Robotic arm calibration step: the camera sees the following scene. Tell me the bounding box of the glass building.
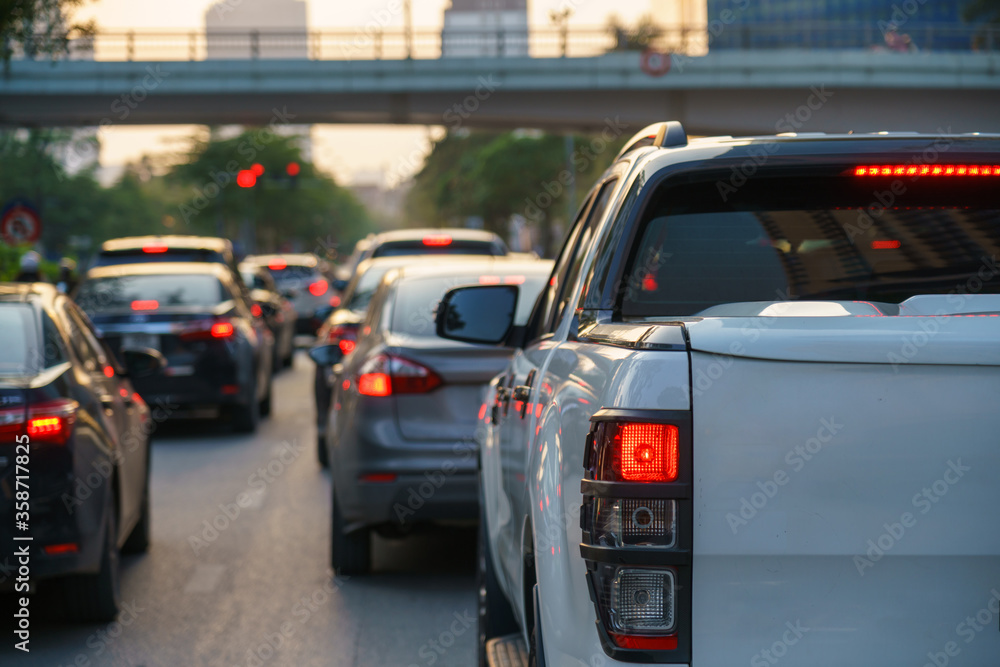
[705,0,978,51]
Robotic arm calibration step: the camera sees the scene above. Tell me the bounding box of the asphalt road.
[1,353,477,667]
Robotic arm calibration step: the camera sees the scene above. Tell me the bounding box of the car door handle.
[512,385,531,402]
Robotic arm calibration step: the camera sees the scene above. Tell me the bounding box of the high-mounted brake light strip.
[854,165,1000,177]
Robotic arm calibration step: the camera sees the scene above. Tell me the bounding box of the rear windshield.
[263,264,320,286]
[77,274,228,312]
[372,240,503,258]
[346,265,394,313]
[621,174,1000,317]
[0,304,34,375]
[391,272,547,337]
[94,248,226,266]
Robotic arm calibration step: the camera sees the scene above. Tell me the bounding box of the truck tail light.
[356,354,442,397]
[581,411,691,662]
[26,399,79,445]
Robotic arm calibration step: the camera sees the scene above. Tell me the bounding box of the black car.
[0,283,158,621]
[76,263,274,433]
[93,235,239,272]
[244,254,347,335]
[240,263,297,370]
[356,228,509,264]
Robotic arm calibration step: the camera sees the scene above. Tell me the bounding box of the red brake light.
[268,259,287,271]
[211,322,235,338]
[309,280,329,296]
[339,339,356,354]
[422,234,452,247]
[329,295,341,307]
[251,304,263,318]
[131,300,159,311]
[43,543,79,555]
[609,634,679,651]
[855,164,1000,177]
[618,423,679,482]
[358,472,397,483]
[251,163,265,176]
[26,399,78,445]
[358,372,391,397]
[871,240,901,250]
[356,355,442,397]
[479,275,501,285]
[504,275,526,285]
[143,244,168,254]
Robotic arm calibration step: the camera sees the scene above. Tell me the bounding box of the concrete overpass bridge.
[2,25,999,135]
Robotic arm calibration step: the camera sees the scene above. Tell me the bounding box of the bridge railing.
[41,22,1000,62]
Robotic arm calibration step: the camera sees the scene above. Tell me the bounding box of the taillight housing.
[26,399,78,445]
[355,354,442,397]
[581,410,691,663]
[324,324,357,355]
[179,318,236,342]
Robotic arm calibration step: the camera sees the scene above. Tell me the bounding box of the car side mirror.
[309,344,344,366]
[121,348,167,379]
[332,279,349,292]
[436,285,518,345]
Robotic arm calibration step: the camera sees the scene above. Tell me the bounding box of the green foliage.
[0,0,95,64]
[168,130,372,256]
[606,13,662,52]
[406,129,626,255]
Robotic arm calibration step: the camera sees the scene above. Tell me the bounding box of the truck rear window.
[621,175,1000,317]
[77,275,227,312]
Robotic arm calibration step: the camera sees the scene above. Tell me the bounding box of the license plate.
[122,333,159,352]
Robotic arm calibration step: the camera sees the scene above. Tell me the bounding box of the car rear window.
[372,240,502,258]
[77,274,227,312]
[94,248,226,266]
[391,272,547,337]
[347,265,394,313]
[263,264,320,286]
[621,174,1000,317]
[0,304,35,375]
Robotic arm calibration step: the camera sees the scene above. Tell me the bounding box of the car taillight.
[422,234,452,246]
[25,399,78,445]
[180,318,236,342]
[308,280,328,296]
[131,300,159,311]
[356,354,442,397]
[324,325,357,354]
[581,411,691,662]
[143,244,168,254]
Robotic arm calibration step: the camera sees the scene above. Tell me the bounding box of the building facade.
[441,0,530,57]
[705,0,973,51]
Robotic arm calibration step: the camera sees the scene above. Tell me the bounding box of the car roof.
[371,228,502,244]
[386,258,555,284]
[99,235,232,253]
[83,262,233,280]
[0,282,60,306]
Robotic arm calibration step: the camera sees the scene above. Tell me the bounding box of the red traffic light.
[251,163,265,176]
[236,170,257,188]
[286,162,301,177]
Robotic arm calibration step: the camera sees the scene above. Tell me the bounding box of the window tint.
[347,265,395,313]
[548,179,617,331]
[63,306,107,373]
[372,240,502,258]
[620,176,1000,316]
[0,304,34,376]
[41,312,68,368]
[94,249,226,266]
[77,274,227,312]
[524,192,597,342]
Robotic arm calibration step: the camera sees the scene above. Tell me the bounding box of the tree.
[0,0,95,64]
[169,129,372,256]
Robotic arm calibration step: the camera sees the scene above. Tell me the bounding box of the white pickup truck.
[435,124,1000,667]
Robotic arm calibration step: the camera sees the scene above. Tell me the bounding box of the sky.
[75,0,656,186]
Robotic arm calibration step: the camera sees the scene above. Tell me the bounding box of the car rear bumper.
[333,402,479,527]
[0,446,108,586]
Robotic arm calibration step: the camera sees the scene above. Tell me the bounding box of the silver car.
[311,258,552,575]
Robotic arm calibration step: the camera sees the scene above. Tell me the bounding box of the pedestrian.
[56,257,78,294]
[13,251,44,283]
